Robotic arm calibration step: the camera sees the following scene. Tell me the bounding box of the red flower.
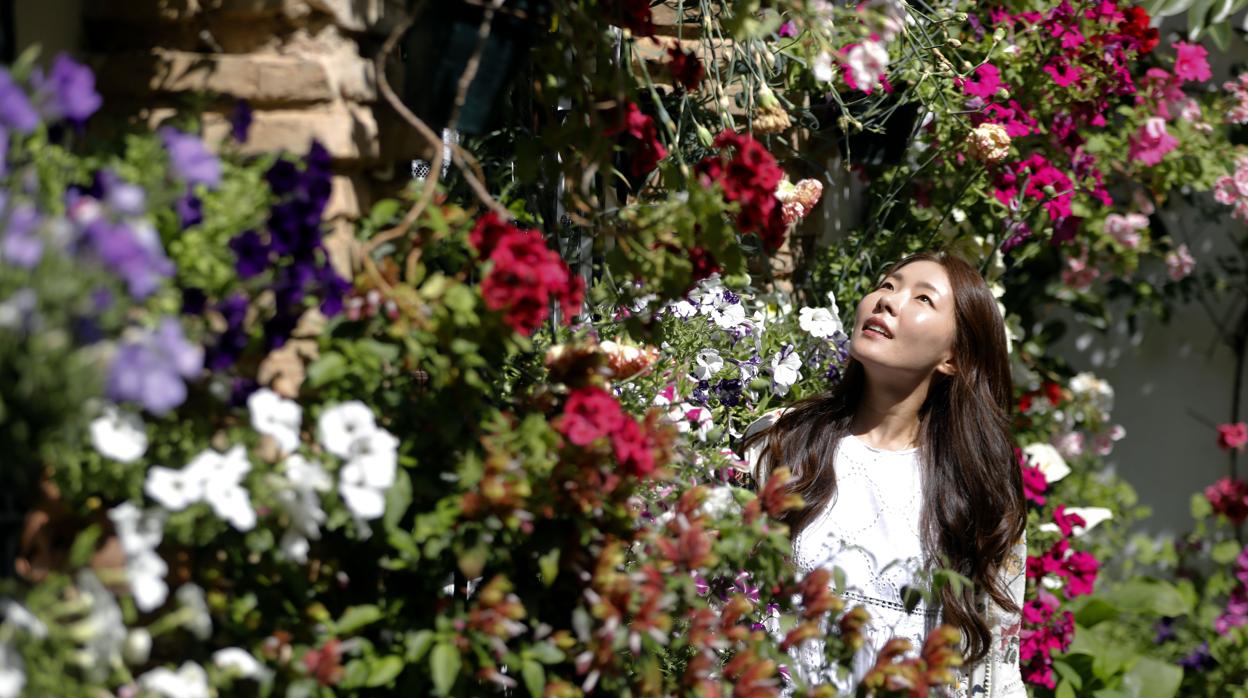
[1027,539,1069,579]
[610,414,656,476]
[469,212,512,258]
[1173,41,1212,83]
[1118,6,1159,54]
[666,47,705,92]
[557,386,626,446]
[607,102,668,178]
[1052,505,1087,538]
[1218,423,1248,451]
[1206,477,1248,525]
[302,639,344,686]
[695,130,788,252]
[1043,382,1063,405]
[478,224,584,337]
[603,0,654,36]
[687,245,720,283]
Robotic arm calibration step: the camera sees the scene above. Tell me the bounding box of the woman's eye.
[918,295,932,305]
[879,282,894,291]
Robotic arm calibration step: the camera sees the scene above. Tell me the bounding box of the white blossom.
[74,571,126,678]
[127,550,170,612]
[318,401,379,458]
[701,486,741,518]
[276,455,330,563]
[798,306,843,339]
[770,348,803,396]
[813,51,836,83]
[1069,372,1114,412]
[0,644,23,698]
[213,647,272,681]
[711,303,747,329]
[248,388,302,454]
[1023,442,1070,484]
[89,406,148,463]
[107,503,168,612]
[692,349,724,380]
[846,40,889,90]
[138,661,210,698]
[176,584,212,641]
[144,466,203,511]
[202,446,255,532]
[339,427,399,521]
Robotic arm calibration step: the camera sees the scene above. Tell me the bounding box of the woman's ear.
[935,354,957,377]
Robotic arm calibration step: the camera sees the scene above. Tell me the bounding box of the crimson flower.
[1022,464,1048,507]
[1217,423,1248,451]
[1205,477,1248,525]
[607,102,668,179]
[1118,6,1159,54]
[557,386,626,446]
[475,220,584,337]
[1052,505,1087,538]
[666,47,705,91]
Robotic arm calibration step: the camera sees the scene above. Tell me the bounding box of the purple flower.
[229,230,269,279]
[181,287,206,315]
[1153,617,1176,644]
[1,197,44,268]
[305,140,332,175]
[82,218,174,299]
[267,200,322,257]
[104,178,147,217]
[175,192,203,229]
[1215,586,1248,635]
[229,99,253,143]
[1178,642,1216,671]
[778,21,798,38]
[317,264,351,317]
[208,294,250,370]
[32,54,101,123]
[159,126,221,189]
[265,160,300,196]
[1,126,9,177]
[714,378,742,407]
[106,317,204,415]
[0,69,40,133]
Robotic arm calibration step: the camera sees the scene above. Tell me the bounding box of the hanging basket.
[401,0,549,136]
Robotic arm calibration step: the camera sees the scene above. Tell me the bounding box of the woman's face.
[849,260,957,377]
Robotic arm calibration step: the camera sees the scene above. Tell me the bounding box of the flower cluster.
[775,177,824,226]
[1213,155,1248,223]
[227,141,351,353]
[1215,546,1248,635]
[318,401,399,521]
[556,385,656,476]
[695,130,787,252]
[107,318,204,415]
[1205,477,1248,526]
[607,102,667,179]
[469,213,584,337]
[1019,589,1075,688]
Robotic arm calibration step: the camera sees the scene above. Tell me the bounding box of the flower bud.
[696,124,714,147]
[124,628,152,666]
[947,38,962,48]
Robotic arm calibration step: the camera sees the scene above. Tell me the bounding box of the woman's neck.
[849,370,933,452]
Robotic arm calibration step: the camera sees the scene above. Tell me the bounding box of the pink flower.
[1103,212,1148,248]
[1062,252,1098,291]
[1173,41,1212,83]
[1052,506,1088,538]
[1022,464,1049,507]
[962,63,1005,99]
[1205,477,1248,525]
[1166,243,1195,281]
[1062,551,1099,596]
[1044,58,1083,88]
[1129,117,1178,166]
[557,386,627,446]
[1218,422,1248,451]
[843,40,890,93]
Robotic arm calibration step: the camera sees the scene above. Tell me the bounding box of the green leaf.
[338,659,371,689]
[366,656,404,687]
[521,659,545,697]
[68,524,102,568]
[1111,578,1193,617]
[306,352,348,388]
[538,548,560,587]
[430,642,461,696]
[336,604,384,635]
[1054,659,1083,690]
[1121,657,1183,698]
[406,630,435,663]
[366,199,402,230]
[1057,679,1077,698]
[1074,598,1120,627]
[384,470,413,532]
[1191,492,1212,519]
[1212,540,1241,564]
[528,642,564,665]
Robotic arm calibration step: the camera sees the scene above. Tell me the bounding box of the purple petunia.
[1,195,44,268]
[106,317,204,415]
[207,294,250,370]
[175,192,203,229]
[159,126,221,189]
[230,99,253,143]
[0,69,40,133]
[82,218,174,299]
[31,54,102,123]
[229,229,269,279]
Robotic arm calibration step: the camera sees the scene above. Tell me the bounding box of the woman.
[745,251,1027,697]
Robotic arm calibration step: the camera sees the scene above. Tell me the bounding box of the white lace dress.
[746,413,1027,697]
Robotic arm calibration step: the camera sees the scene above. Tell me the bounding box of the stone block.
[97,50,337,102]
[201,102,381,162]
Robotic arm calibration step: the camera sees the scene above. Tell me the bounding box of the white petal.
[282,454,332,492]
[340,483,386,520]
[206,483,256,532]
[129,552,169,612]
[89,407,148,462]
[213,647,271,680]
[318,401,378,458]
[1023,442,1070,483]
[145,467,198,511]
[248,388,302,454]
[0,644,24,698]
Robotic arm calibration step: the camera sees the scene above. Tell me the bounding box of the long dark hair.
[746,251,1025,664]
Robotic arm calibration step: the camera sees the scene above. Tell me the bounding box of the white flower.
[138,661,210,698]
[145,466,203,511]
[1023,442,1070,484]
[74,571,126,679]
[770,348,803,396]
[711,303,747,329]
[176,584,212,641]
[199,446,255,532]
[669,300,698,319]
[701,486,741,518]
[1038,506,1113,537]
[318,401,379,458]
[107,503,168,612]
[846,40,889,90]
[89,406,148,462]
[339,428,399,520]
[813,50,836,82]
[1069,372,1114,412]
[248,388,302,454]
[798,307,844,339]
[692,349,724,380]
[213,647,272,681]
[0,644,23,698]
[277,455,330,563]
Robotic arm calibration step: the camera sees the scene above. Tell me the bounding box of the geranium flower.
[248,387,302,455]
[1218,422,1248,450]
[1166,243,1195,281]
[1129,117,1178,167]
[90,405,148,463]
[1173,41,1211,83]
[1205,477,1248,525]
[557,386,626,446]
[479,227,584,337]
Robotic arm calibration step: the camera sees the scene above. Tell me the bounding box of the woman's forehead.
[886,260,951,292]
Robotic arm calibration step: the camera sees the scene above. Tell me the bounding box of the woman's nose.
[875,291,899,315]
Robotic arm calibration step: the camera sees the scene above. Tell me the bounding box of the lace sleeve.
[982,533,1027,697]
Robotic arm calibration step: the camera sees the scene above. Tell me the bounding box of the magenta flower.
[1173,41,1212,83]
[1052,506,1088,538]
[1218,422,1248,451]
[1043,58,1084,88]
[1129,117,1178,166]
[962,63,1005,99]
[1061,551,1099,596]
[1205,477,1248,525]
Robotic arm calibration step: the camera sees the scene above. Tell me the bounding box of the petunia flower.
[138,661,210,698]
[798,306,844,339]
[770,345,803,396]
[317,401,379,458]
[159,126,221,189]
[248,388,302,455]
[89,405,148,463]
[1022,442,1070,483]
